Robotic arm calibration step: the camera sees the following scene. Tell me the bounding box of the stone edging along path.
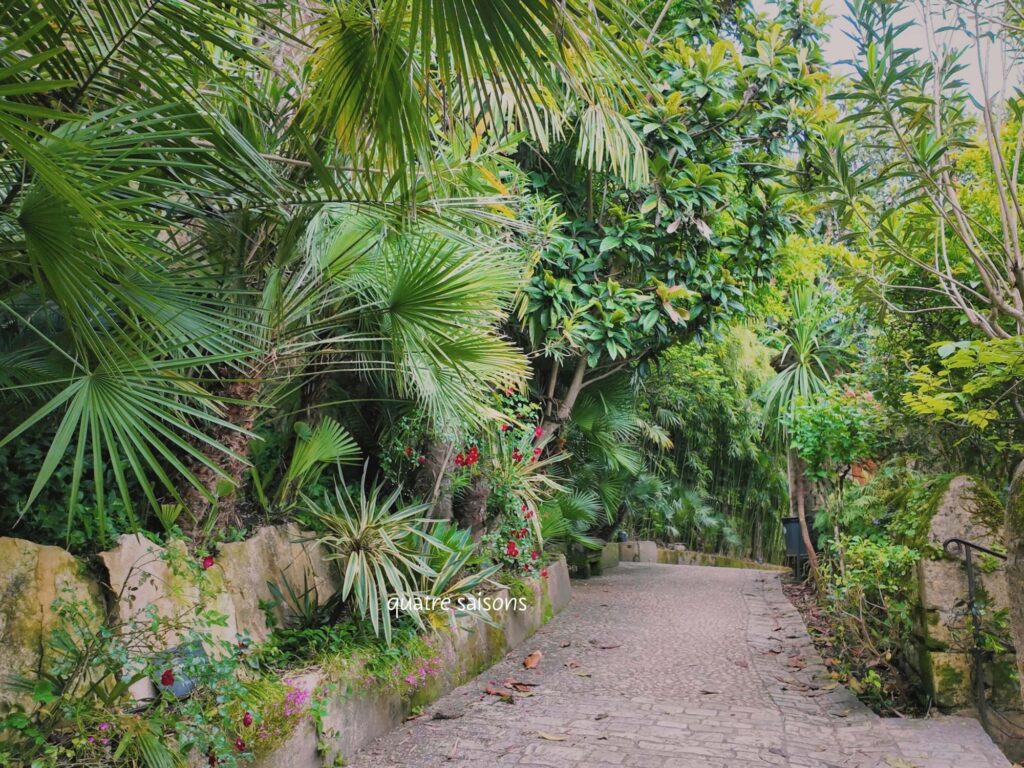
[250,557,571,767]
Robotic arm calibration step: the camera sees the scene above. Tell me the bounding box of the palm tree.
[0,0,643,545]
[761,285,846,573]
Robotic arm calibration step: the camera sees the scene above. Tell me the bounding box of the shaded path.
[347,563,1009,768]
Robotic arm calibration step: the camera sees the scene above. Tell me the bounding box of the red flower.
[506,387,515,396]
[512,449,523,462]
[418,455,426,465]
[404,446,413,457]
[520,527,528,537]
[208,753,218,767]
[506,541,519,558]
[531,550,539,561]
[501,424,510,433]
[160,669,175,687]
[534,425,543,438]
[201,555,215,570]
[533,447,542,457]
[242,711,253,728]
[525,510,534,519]
[234,737,246,752]
[541,568,549,579]
[521,503,528,512]
[524,563,532,572]
[455,453,465,466]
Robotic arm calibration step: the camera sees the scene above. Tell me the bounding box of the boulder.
[0,537,102,711]
[216,523,340,643]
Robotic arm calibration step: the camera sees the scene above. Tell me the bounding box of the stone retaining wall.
[656,546,789,571]
[251,557,571,767]
[0,526,572,766]
[909,476,1020,712]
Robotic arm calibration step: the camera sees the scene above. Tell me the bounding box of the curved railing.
[941,538,1018,741]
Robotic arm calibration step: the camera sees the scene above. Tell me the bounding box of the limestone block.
[600,541,619,570]
[216,523,340,643]
[921,650,973,709]
[619,540,657,563]
[927,476,1002,549]
[0,537,103,711]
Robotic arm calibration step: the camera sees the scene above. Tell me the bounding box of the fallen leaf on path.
[538,733,567,741]
[588,640,621,649]
[560,641,572,648]
[565,660,582,669]
[699,689,720,695]
[523,650,543,669]
[484,687,514,703]
[505,679,538,692]
[574,670,592,677]
[594,713,609,721]
[734,660,749,669]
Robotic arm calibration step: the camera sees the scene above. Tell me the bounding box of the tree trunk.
[1005,459,1024,702]
[454,474,490,539]
[540,357,587,440]
[181,377,261,540]
[790,449,818,576]
[413,439,454,519]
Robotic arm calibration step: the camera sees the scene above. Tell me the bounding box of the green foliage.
[761,284,849,446]
[637,329,786,559]
[819,535,920,710]
[519,2,830,374]
[301,471,440,643]
[904,338,1024,453]
[1,587,278,768]
[788,385,887,482]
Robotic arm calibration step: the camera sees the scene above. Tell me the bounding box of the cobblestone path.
[347,563,1011,768]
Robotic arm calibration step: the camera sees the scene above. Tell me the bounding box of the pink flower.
[512,449,523,462]
[531,550,539,561]
[534,425,543,438]
[541,568,549,579]
[506,541,519,558]
[533,447,542,457]
[521,503,528,512]
[525,510,534,519]
[160,669,175,687]
[98,722,110,731]
[234,737,246,752]
[242,711,253,728]
[202,555,215,570]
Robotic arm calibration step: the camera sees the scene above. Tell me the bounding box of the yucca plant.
[301,468,443,642]
[760,285,849,572]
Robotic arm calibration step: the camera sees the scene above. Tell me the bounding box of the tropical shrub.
[300,472,440,643]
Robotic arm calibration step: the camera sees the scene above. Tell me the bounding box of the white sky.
[754,0,1020,102]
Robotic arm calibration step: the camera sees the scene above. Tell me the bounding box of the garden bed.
[249,556,570,767]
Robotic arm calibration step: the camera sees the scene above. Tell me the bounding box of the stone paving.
[346,563,1011,768]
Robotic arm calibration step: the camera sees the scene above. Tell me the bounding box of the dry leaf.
[538,733,567,741]
[483,686,513,703]
[734,660,749,669]
[574,670,592,677]
[594,713,609,721]
[523,650,542,669]
[588,640,621,650]
[565,660,582,669]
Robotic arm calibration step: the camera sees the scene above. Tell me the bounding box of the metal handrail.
[941,537,1010,736]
